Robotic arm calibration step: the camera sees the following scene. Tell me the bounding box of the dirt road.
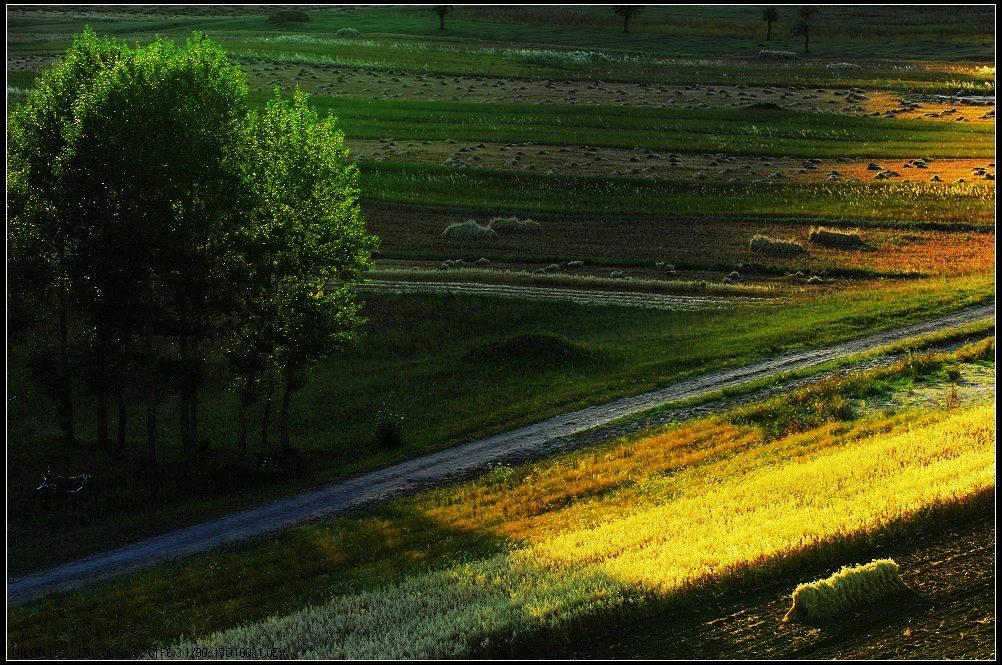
[6,303,993,606]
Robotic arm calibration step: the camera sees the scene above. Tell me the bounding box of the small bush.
[758,49,798,60]
[749,234,806,256]
[470,333,598,365]
[485,463,516,486]
[335,27,359,36]
[374,402,404,448]
[809,227,866,249]
[441,220,499,242]
[488,216,542,234]
[784,559,907,622]
[268,9,309,24]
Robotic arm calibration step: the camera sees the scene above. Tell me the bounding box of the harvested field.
[231,62,998,123]
[352,140,996,185]
[9,53,994,122]
[365,203,995,278]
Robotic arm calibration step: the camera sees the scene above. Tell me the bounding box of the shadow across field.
[550,501,995,660]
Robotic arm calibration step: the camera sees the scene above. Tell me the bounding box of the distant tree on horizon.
[612,6,643,34]
[433,5,454,31]
[793,5,818,53]
[762,7,780,41]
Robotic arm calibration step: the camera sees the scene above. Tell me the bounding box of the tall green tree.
[8,27,128,445]
[793,6,818,53]
[61,33,253,457]
[612,6,643,33]
[762,7,780,41]
[433,5,454,31]
[237,89,377,455]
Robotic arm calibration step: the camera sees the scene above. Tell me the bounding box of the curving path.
[6,303,994,606]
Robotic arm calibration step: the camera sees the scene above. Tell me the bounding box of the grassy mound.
[489,216,542,234]
[470,333,598,364]
[784,558,907,622]
[441,219,499,242]
[808,226,867,249]
[749,234,806,256]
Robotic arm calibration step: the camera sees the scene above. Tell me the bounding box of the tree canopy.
[8,28,376,464]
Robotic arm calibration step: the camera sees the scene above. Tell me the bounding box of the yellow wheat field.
[180,404,994,659]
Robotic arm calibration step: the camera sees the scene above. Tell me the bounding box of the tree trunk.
[767,21,772,40]
[439,14,445,30]
[147,398,158,465]
[804,31,810,53]
[178,337,198,455]
[97,394,109,448]
[191,386,199,448]
[623,15,630,33]
[57,282,75,444]
[179,387,193,455]
[261,393,273,446]
[237,398,249,458]
[279,371,295,454]
[117,393,127,449]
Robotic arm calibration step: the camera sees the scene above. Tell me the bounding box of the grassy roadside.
[604,318,996,428]
[8,338,994,657]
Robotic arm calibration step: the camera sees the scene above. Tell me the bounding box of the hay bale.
[749,234,806,256]
[784,559,907,622]
[758,49,799,61]
[826,62,862,72]
[335,27,359,36]
[488,216,542,234]
[808,226,865,249]
[440,220,499,242]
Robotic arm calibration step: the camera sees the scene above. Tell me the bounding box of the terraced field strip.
[356,279,778,310]
[6,302,992,607]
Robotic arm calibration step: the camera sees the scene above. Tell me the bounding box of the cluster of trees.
[763,6,819,52]
[8,28,377,464]
[432,6,818,43]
